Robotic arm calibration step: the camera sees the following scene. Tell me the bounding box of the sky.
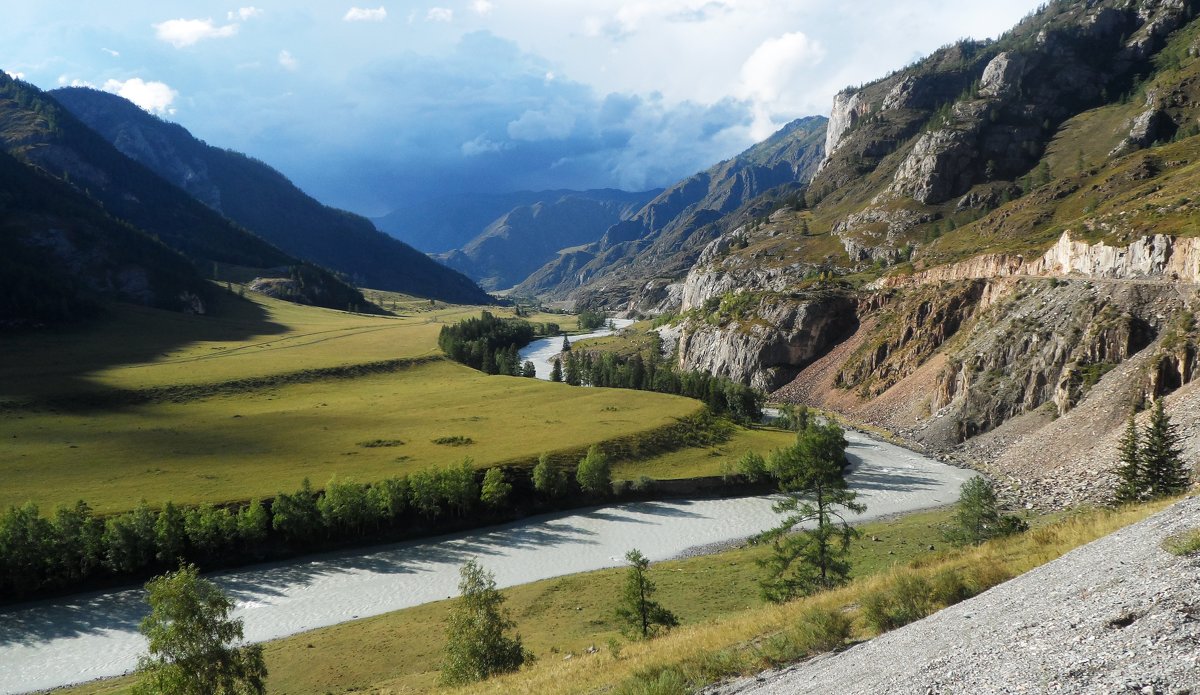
[2,1,1045,217]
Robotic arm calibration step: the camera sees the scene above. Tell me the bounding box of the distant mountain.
[512,116,828,306]
[51,87,490,305]
[374,189,660,254]
[437,190,656,291]
[0,73,375,314]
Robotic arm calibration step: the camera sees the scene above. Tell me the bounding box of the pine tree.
[549,357,563,383]
[614,549,678,639]
[1113,414,1144,503]
[1140,399,1190,499]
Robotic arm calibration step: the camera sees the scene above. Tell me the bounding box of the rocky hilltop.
[521,0,1200,507]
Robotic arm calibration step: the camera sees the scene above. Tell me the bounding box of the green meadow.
[0,290,693,513]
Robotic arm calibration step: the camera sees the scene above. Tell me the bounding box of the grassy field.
[57,507,964,695]
[0,289,703,513]
[1,358,703,513]
[613,426,797,480]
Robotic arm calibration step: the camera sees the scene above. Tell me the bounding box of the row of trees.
[550,350,763,423]
[1,445,645,601]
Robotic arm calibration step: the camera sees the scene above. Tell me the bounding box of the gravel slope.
[708,496,1200,695]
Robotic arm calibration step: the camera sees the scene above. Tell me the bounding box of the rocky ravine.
[706,496,1200,695]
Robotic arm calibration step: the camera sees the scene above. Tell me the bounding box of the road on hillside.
[0,431,973,694]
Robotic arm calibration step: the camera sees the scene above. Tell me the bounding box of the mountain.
[374,188,659,254]
[511,116,829,308]
[643,0,1200,508]
[0,148,210,327]
[436,190,657,291]
[50,87,490,305]
[0,73,375,314]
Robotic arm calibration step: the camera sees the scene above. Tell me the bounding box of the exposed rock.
[678,293,857,391]
[888,127,982,204]
[1111,107,1173,156]
[978,52,1026,99]
[822,91,866,165]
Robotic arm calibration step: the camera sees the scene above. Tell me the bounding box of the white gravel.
[0,431,971,694]
[707,496,1200,695]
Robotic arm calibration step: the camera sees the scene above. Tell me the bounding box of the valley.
[4,1,1200,694]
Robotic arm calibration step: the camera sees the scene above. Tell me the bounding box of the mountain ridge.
[50,87,491,305]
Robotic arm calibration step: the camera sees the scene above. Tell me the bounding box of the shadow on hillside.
[0,288,288,411]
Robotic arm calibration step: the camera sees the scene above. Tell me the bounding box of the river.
[518,318,635,379]
[0,430,972,694]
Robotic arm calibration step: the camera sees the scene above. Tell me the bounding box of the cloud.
[427,7,454,22]
[153,18,239,48]
[278,50,299,71]
[228,7,264,21]
[101,47,120,57]
[461,135,511,156]
[343,7,387,22]
[472,0,494,15]
[102,77,179,115]
[739,31,825,138]
[5,70,26,80]
[507,104,577,141]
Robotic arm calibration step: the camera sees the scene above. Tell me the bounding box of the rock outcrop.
[677,292,857,392]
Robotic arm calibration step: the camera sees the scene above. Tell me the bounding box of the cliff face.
[676,292,857,392]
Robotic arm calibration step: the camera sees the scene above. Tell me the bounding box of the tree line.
[0,444,672,601]
[552,345,763,423]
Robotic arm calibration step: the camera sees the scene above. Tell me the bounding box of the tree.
[271,479,321,541]
[532,453,568,498]
[480,467,513,508]
[132,564,267,695]
[1113,414,1144,503]
[521,360,537,378]
[1141,399,1191,499]
[576,445,612,496]
[155,502,188,566]
[549,357,563,383]
[441,559,529,685]
[564,352,582,386]
[614,549,678,639]
[756,423,865,603]
[943,477,1026,547]
[736,451,769,482]
[561,335,572,351]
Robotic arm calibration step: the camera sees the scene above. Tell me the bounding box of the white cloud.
[228,7,264,21]
[739,31,825,138]
[343,7,388,22]
[472,0,494,15]
[4,70,26,80]
[58,75,95,87]
[507,106,576,141]
[461,135,511,156]
[278,49,299,71]
[102,78,179,115]
[153,18,239,48]
[101,47,120,57]
[426,7,454,22]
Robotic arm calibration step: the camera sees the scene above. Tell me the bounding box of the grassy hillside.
[0,291,701,513]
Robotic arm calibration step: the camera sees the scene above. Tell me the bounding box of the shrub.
[577,445,612,495]
[860,572,936,633]
[792,604,853,653]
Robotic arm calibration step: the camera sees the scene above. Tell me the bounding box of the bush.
[735,451,769,482]
[792,605,853,653]
[860,573,936,633]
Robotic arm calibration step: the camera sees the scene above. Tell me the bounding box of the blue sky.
[2,1,1044,216]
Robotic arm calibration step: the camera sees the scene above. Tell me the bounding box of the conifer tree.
[1140,399,1190,499]
[1114,414,1144,503]
[615,549,678,639]
[549,357,563,382]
